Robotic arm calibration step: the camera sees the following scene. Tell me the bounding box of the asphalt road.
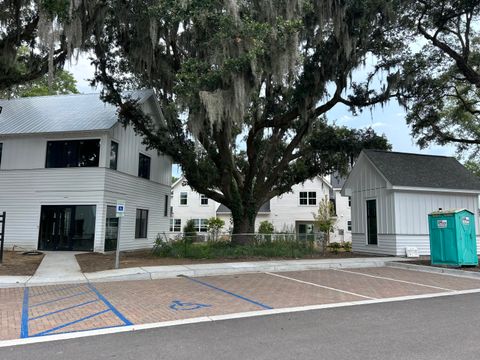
[2,293,480,360]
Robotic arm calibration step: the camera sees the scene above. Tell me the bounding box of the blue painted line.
[30,291,92,308]
[20,287,29,339]
[30,299,100,321]
[32,309,111,337]
[30,284,81,298]
[182,276,273,310]
[88,283,133,326]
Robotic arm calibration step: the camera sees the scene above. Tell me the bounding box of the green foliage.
[464,160,480,177]
[329,242,342,255]
[1,70,79,99]
[395,1,480,159]
[183,219,197,241]
[343,242,352,252]
[258,221,274,234]
[314,198,336,254]
[153,238,322,259]
[206,217,225,241]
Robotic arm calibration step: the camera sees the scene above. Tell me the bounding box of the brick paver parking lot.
[1,267,480,342]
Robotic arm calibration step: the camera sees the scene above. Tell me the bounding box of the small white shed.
[341,150,480,256]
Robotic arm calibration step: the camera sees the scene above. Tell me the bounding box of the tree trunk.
[231,207,257,245]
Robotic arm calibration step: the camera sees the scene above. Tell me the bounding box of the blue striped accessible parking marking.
[20,283,132,338]
[182,276,273,310]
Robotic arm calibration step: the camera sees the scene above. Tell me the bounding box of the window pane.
[164,195,169,216]
[200,195,208,205]
[299,192,307,205]
[0,143,3,168]
[200,219,208,232]
[46,140,100,168]
[110,141,118,170]
[135,209,148,238]
[308,192,316,205]
[180,192,188,205]
[138,153,151,179]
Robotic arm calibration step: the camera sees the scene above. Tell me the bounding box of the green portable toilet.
[428,209,478,266]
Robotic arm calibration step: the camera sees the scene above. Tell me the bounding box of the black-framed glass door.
[38,205,96,251]
[366,199,378,245]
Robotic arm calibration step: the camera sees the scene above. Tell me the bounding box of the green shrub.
[329,242,342,254]
[343,241,352,252]
[183,219,197,243]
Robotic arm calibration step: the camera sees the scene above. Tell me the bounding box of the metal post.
[115,217,121,269]
[0,212,5,264]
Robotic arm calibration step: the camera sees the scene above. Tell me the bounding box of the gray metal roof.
[217,201,271,214]
[330,172,347,189]
[363,150,480,191]
[0,90,153,135]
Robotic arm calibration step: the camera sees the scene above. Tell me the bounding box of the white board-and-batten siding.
[394,191,480,256]
[345,153,480,256]
[348,157,397,255]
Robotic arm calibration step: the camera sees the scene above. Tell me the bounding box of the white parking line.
[333,268,455,292]
[264,272,376,300]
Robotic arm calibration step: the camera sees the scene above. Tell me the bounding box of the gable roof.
[217,201,271,214]
[0,90,153,136]
[362,149,480,191]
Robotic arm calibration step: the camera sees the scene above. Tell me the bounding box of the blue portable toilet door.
[460,213,476,262]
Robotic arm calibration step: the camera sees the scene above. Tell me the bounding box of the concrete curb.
[385,261,480,280]
[0,257,406,288]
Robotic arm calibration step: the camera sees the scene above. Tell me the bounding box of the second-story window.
[138,153,151,179]
[347,220,352,232]
[299,191,316,206]
[0,143,3,168]
[110,141,118,170]
[164,195,169,216]
[348,196,351,207]
[180,192,188,205]
[46,139,100,168]
[200,194,209,205]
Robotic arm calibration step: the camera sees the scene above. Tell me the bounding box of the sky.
[66,55,457,177]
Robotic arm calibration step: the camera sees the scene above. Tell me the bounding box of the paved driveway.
[1,267,480,341]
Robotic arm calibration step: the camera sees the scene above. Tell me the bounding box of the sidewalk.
[0,256,405,288]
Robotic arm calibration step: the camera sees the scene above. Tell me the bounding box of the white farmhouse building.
[341,150,480,256]
[0,91,172,252]
[171,175,352,242]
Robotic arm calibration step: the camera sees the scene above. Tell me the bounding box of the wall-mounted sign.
[437,220,447,228]
[462,217,470,226]
[116,200,125,218]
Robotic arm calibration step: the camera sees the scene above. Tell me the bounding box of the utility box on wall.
[428,209,478,266]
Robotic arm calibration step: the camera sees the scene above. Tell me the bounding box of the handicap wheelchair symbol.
[169,300,212,311]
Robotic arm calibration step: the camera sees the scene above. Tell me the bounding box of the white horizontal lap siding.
[0,168,106,250]
[104,170,170,251]
[352,234,397,255]
[269,177,330,232]
[348,157,396,254]
[394,191,480,255]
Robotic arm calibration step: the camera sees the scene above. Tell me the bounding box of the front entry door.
[38,205,96,251]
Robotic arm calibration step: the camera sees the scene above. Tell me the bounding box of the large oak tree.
[1,1,399,242]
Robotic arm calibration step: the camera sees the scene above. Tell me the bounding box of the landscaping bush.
[328,242,342,254]
[343,241,352,252]
[258,221,274,243]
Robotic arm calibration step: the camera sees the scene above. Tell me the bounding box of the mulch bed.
[0,251,45,276]
[404,257,480,273]
[76,250,374,273]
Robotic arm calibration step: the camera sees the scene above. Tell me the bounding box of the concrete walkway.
[0,256,408,288]
[28,252,86,285]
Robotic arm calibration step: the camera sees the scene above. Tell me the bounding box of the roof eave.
[391,185,480,194]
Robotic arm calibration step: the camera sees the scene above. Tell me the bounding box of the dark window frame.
[110,141,119,170]
[135,209,149,239]
[170,218,181,232]
[366,199,378,245]
[164,195,169,217]
[138,153,151,179]
[0,142,3,168]
[45,139,100,168]
[180,192,188,205]
[200,195,209,206]
[299,191,316,206]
